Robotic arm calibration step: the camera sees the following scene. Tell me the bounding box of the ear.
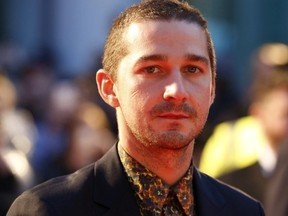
[209,81,216,106]
[248,102,260,117]
[96,69,119,108]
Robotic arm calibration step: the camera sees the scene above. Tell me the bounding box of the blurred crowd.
[0,39,287,215]
[0,41,117,214]
[199,43,288,216]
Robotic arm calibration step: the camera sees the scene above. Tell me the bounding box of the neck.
[119,139,194,185]
[266,135,285,155]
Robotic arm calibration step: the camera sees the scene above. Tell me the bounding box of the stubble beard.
[126,102,206,150]
[130,122,196,150]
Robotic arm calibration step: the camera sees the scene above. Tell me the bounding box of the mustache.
[150,101,197,117]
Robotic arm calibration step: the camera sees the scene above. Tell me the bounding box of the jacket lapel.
[93,144,140,216]
[92,145,228,216]
[193,167,226,216]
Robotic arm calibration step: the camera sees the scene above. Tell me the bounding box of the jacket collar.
[193,167,226,215]
[93,144,140,216]
[93,143,227,216]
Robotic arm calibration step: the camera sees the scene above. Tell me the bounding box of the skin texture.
[251,87,288,152]
[96,20,215,185]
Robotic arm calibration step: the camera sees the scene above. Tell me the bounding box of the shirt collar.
[118,144,195,215]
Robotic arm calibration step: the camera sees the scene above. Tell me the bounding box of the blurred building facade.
[1,0,288,92]
[0,0,137,78]
[192,0,288,94]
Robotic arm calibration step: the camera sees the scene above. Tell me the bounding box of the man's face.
[257,88,288,145]
[111,20,214,149]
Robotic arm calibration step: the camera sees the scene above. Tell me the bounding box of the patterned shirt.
[118,145,196,216]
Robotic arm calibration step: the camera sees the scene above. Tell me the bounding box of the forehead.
[126,20,205,42]
[123,20,209,60]
[264,88,288,101]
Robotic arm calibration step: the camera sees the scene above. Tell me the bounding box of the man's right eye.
[143,66,161,74]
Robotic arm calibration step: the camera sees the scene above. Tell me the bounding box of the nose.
[163,71,189,102]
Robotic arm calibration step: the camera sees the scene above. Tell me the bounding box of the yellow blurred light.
[259,43,288,66]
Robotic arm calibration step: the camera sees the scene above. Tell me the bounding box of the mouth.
[151,101,196,120]
[158,112,190,119]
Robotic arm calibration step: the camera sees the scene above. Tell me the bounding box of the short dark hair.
[102,0,216,81]
[252,69,288,103]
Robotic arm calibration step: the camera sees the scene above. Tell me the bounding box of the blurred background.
[0,0,288,214]
[1,0,288,90]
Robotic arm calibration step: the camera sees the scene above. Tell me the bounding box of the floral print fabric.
[118,145,195,216]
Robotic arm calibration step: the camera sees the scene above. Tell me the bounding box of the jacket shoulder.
[194,169,265,216]
[7,163,95,216]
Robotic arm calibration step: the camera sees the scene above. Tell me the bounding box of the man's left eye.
[184,66,200,74]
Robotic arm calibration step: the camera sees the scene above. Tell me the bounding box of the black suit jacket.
[265,141,288,216]
[218,162,268,204]
[7,144,265,216]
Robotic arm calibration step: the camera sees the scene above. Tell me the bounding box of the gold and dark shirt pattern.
[118,145,195,216]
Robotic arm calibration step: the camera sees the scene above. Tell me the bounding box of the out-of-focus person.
[217,69,288,205]
[50,101,115,177]
[0,72,36,214]
[199,115,266,177]
[30,80,81,183]
[199,43,288,178]
[17,61,55,124]
[265,140,288,216]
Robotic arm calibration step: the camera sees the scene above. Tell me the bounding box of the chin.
[149,131,194,148]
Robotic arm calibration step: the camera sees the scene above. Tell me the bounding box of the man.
[216,69,288,206]
[7,0,265,215]
[265,140,288,216]
[199,43,288,179]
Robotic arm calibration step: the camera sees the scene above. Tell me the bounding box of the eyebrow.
[184,54,209,66]
[134,53,209,66]
[134,54,168,66]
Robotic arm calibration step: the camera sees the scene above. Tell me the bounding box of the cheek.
[269,116,288,135]
[188,76,214,104]
[194,92,213,126]
[194,86,213,109]
[119,86,150,116]
[130,81,157,103]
